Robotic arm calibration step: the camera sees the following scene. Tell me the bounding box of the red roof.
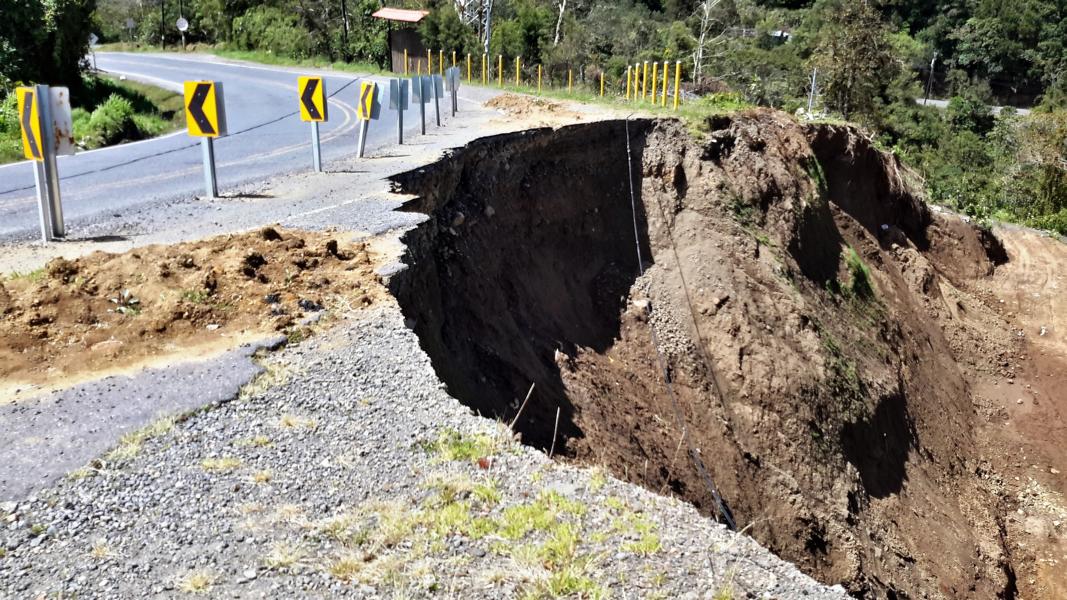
[371,8,430,23]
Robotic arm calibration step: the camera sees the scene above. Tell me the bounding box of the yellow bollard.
[515,56,521,86]
[404,49,408,75]
[498,55,503,87]
[439,50,444,75]
[642,61,649,100]
[600,71,604,97]
[651,62,658,103]
[625,66,631,100]
[452,50,456,68]
[538,65,543,93]
[568,69,573,92]
[482,54,487,85]
[662,61,669,106]
[417,61,421,76]
[467,53,471,83]
[674,61,681,110]
[427,49,432,73]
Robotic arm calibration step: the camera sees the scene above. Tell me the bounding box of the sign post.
[17,85,73,242]
[413,76,430,136]
[432,74,444,127]
[356,80,381,158]
[390,79,410,145]
[445,67,461,117]
[183,81,227,198]
[176,17,188,51]
[298,76,328,172]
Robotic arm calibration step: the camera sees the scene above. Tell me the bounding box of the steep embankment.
[389,110,1034,597]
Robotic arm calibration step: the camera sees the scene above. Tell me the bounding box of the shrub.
[83,94,136,147]
[845,247,875,300]
[232,6,315,59]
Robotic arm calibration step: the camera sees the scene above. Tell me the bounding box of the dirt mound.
[387,112,1047,597]
[0,228,381,398]
[485,93,583,125]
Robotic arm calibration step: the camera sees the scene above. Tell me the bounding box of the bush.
[83,94,136,147]
[232,6,315,59]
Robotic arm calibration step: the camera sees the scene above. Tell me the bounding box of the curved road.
[0,53,437,242]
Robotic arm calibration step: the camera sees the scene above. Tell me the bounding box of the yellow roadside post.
[600,71,604,97]
[642,61,649,100]
[651,62,658,103]
[568,69,573,92]
[497,55,503,87]
[538,65,543,93]
[417,61,421,76]
[452,50,456,68]
[674,61,681,110]
[482,54,487,85]
[657,60,665,105]
[404,49,408,75]
[625,66,632,100]
[466,53,472,83]
[427,49,432,73]
[439,50,444,75]
[515,56,521,86]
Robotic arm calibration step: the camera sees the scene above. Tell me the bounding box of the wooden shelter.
[371,7,431,74]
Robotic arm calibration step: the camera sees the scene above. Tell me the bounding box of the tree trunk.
[554,0,567,46]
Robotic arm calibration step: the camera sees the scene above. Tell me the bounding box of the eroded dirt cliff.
[388,110,1063,597]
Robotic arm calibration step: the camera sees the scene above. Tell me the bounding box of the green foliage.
[844,247,874,300]
[0,0,95,94]
[232,6,315,59]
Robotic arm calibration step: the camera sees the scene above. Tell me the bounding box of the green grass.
[422,428,495,462]
[844,246,875,300]
[1,74,183,164]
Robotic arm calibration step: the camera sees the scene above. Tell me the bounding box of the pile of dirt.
[0,228,381,398]
[387,112,1065,597]
[485,93,583,125]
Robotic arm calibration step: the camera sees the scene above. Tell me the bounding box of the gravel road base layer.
[0,300,847,599]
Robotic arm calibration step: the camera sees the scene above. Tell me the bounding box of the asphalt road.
[0,52,447,242]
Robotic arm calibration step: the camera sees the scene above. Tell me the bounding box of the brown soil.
[0,227,382,399]
[485,93,584,127]
[388,113,1067,598]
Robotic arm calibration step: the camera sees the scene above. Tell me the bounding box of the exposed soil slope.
[386,111,1062,597]
[0,228,380,399]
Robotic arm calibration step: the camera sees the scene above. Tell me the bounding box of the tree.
[0,0,95,95]
[692,0,724,82]
[811,0,899,120]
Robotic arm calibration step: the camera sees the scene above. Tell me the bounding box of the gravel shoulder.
[0,300,847,599]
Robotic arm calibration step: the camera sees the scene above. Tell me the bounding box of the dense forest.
[1,0,1065,233]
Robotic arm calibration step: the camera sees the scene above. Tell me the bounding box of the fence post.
[674,61,681,110]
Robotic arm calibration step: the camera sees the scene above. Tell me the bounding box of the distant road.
[0,53,436,242]
[917,97,1031,116]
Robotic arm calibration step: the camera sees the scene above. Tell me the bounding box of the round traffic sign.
[176,17,189,32]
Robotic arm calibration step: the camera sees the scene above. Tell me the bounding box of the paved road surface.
[0,52,445,242]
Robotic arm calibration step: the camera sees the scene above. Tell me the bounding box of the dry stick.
[508,382,536,430]
[548,406,561,459]
[659,426,688,496]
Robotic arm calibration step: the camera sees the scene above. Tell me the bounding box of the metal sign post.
[17,85,73,242]
[432,74,443,127]
[183,80,227,198]
[356,80,381,158]
[298,76,328,172]
[445,67,460,117]
[390,79,410,145]
[413,76,429,136]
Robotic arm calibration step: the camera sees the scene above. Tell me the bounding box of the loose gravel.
[0,299,847,599]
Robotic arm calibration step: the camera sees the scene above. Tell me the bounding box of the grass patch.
[177,569,215,593]
[423,429,495,462]
[104,415,176,464]
[844,246,875,300]
[251,470,272,484]
[264,540,305,570]
[201,456,242,473]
